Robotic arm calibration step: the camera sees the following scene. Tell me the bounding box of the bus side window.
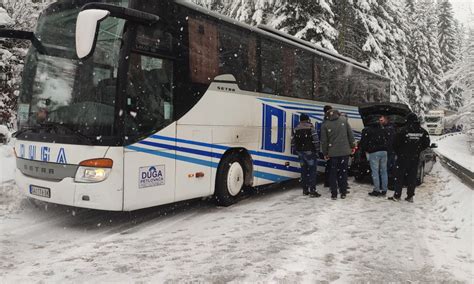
[218,25,258,92]
[261,39,283,95]
[188,17,219,84]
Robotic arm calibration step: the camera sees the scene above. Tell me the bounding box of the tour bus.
[4,0,390,211]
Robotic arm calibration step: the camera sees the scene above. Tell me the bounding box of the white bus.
[5,0,390,210]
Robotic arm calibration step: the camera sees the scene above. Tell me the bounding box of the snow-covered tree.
[405,0,445,114]
[437,0,458,72]
[0,0,46,127]
[444,18,473,111]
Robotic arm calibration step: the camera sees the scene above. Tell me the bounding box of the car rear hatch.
[358,102,411,127]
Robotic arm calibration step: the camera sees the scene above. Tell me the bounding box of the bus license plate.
[30,185,51,198]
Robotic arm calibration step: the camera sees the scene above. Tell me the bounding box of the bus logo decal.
[262,104,286,153]
[19,144,25,158]
[28,145,36,160]
[56,148,67,164]
[41,147,51,162]
[139,165,165,188]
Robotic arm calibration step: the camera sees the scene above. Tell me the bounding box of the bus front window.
[17,1,127,144]
[125,53,174,142]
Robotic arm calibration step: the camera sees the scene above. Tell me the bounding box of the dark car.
[350,103,437,185]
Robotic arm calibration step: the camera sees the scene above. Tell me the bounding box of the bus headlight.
[75,158,113,183]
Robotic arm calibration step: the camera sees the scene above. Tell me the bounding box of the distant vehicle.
[350,103,437,185]
[424,110,446,135]
[2,0,391,210]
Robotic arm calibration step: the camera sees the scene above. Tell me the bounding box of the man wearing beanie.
[321,109,356,200]
[389,112,430,202]
[291,114,321,197]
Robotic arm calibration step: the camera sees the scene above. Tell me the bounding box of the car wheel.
[354,173,366,182]
[215,153,245,206]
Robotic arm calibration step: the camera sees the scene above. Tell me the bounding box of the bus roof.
[175,0,390,82]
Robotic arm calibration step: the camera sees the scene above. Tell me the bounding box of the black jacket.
[384,123,396,153]
[393,122,430,159]
[359,124,388,154]
[291,121,320,152]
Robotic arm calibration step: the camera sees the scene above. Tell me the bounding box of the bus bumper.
[16,170,124,211]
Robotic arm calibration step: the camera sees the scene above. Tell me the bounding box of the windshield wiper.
[0,29,47,54]
[40,122,94,145]
[14,122,94,145]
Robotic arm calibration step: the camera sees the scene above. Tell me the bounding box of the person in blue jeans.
[359,116,389,196]
[320,109,356,200]
[380,115,397,190]
[291,114,321,197]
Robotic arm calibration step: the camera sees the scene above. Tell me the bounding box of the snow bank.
[0,140,24,216]
[422,163,473,280]
[0,7,13,26]
[435,133,474,172]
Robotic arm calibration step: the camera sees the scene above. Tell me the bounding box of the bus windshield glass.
[425,117,441,123]
[17,1,128,143]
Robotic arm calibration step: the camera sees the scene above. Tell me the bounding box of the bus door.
[123,51,177,210]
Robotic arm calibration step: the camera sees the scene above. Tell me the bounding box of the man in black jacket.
[323,105,332,188]
[359,116,389,196]
[389,112,430,202]
[291,114,321,197]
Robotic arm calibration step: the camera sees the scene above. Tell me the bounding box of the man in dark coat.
[323,105,332,188]
[389,112,430,202]
[291,114,321,197]
[321,109,356,200]
[359,116,389,196]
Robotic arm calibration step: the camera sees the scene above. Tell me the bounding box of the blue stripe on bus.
[259,98,360,115]
[150,135,302,163]
[139,140,304,173]
[127,146,219,168]
[126,145,292,182]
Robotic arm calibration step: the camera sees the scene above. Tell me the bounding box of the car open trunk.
[358,103,411,127]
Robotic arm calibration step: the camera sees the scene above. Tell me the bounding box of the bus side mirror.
[430,143,438,149]
[75,9,110,59]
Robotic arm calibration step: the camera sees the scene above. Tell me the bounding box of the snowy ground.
[434,133,474,172]
[0,143,472,283]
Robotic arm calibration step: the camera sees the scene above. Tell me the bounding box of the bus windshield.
[425,117,441,123]
[17,1,127,144]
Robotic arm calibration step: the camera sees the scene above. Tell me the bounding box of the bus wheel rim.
[227,162,244,196]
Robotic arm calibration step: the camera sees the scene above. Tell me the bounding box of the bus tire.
[214,153,245,206]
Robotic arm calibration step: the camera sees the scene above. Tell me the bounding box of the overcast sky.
[450,0,473,27]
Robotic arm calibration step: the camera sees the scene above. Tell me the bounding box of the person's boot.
[368,191,380,196]
[405,196,414,203]
[309,191,321,198]
[388,196,400,202]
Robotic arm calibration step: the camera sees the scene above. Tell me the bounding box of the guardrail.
[437,154,474,189]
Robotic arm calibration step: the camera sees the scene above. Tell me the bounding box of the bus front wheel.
[215,153,245,206]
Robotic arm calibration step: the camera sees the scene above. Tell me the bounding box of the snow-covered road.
[1,162,472,283]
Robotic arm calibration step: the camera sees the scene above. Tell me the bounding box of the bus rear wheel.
[215,153,245,206]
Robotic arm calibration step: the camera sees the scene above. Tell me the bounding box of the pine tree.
[0,0,45,127]
[268,0,337,50]
[437,0,458,72]
[444,20,473,111]
[333,0,367,62]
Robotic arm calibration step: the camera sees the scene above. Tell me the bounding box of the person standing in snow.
[359,115,389,197]
[291,114,321,198]
[388,113,430,203]
[380,115,397,190]
[323,105,333,188]
[320,109,356,200]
